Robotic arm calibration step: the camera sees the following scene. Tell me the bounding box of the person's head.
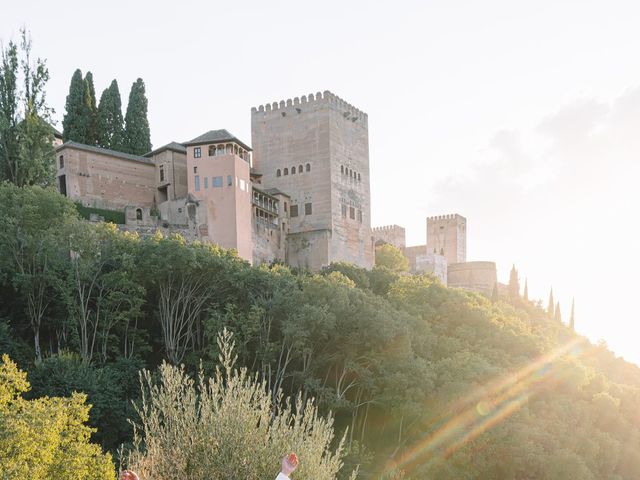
[120,470,139,480]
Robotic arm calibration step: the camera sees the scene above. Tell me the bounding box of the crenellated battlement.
[372,224,405,232]
[427,214,465,222]
[251,90,367,122]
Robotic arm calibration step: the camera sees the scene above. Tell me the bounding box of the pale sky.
[3,0,640,365]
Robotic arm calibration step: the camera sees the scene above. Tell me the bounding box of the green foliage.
[126,329,355,480]
[28,353,142,451]
[84,71,98,145]
[63,69,91,143]
[0,354,115,479]
[0,28,54,187]
[2,186,640,479]
[75,202,125,224]
[374,243,409,273]
[97,80,125,150]
[123,78,151,155]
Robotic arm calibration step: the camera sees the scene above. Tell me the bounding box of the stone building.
[427,214,467,265]
[447,261,497,296]
[54,90,373,270]
[372,225,406,249]
[251,91,373,270]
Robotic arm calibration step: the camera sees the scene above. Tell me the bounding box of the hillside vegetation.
[1,183,640,479]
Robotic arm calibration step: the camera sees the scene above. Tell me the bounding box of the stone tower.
[251,91,373,270]
[426,214,467,265]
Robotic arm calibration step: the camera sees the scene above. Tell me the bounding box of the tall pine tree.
[97,80,125,150]
[84,71,98,145]
[62,69,90,143]
[523,278,529,302]
[570,299,575,331]
[555,301,562,323]
[123,78,151,155]
[547,288,555,317]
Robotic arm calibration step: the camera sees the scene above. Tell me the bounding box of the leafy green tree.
[63,69,90,143]
[0,28,55,187]
[375,243,409,273]
[0,183,78,361]
[123,78,151,154]
[0,354,115,479]
[97,80,125,150]
[126,329,355,480]
[61,222,145,364]
[84,71,98,144]
[322,262,370,290]
[28,353,143,451]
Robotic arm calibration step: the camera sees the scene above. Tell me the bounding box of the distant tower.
[426,214,467,265]
[251,91,373,270]
[372,225,406,249]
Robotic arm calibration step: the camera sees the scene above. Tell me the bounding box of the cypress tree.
[97,80,125,150]
[62,69,90,143]
[123,78,151,155]
[491,283,499,302]
[547,288,555,317]
[84,71,98,144]
[508,265,520,300]
[523,278,529,302]
[570,299,575,331]
[555,301,562,323]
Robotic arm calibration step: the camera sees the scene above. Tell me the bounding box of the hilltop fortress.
[56,91,372,271]
[54,90,495,292]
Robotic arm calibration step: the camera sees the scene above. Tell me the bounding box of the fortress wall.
[447,261,497,296]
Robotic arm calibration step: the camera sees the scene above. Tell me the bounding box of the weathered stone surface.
[426,214,467,265]
[251,91,373,270]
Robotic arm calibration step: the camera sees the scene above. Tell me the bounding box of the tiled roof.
[56,141,154,165]
[263,187,290,197]
[183,129,252,151]
[144,141,186,157]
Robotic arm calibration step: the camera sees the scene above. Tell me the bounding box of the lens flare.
[381,337,586,476]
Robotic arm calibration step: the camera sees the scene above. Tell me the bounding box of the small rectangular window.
[349,206,355,219]
[358,209,363,223]
[290,205,299,217]
[195,175,200,191]
[194,147,201,158]
[204,177,209,189]
[305,203,312,215]
[227,175,233,186]
[341,204,347,217]
[284,202,288,213]
[58,175,67,196]
[59,155,64,169]
[212,176,223,187]
[159,164,165,182]
[239,179,246,191]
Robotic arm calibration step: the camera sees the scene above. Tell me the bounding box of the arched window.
[299,164,303,173]
[291,166,296,174]
[306,163,311,172]
[341,165,344,174]
[284,168,289,175]
[358,173,361,181]
[136,208,143,221]
[208,145,215,156]
[276,169,281,177]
